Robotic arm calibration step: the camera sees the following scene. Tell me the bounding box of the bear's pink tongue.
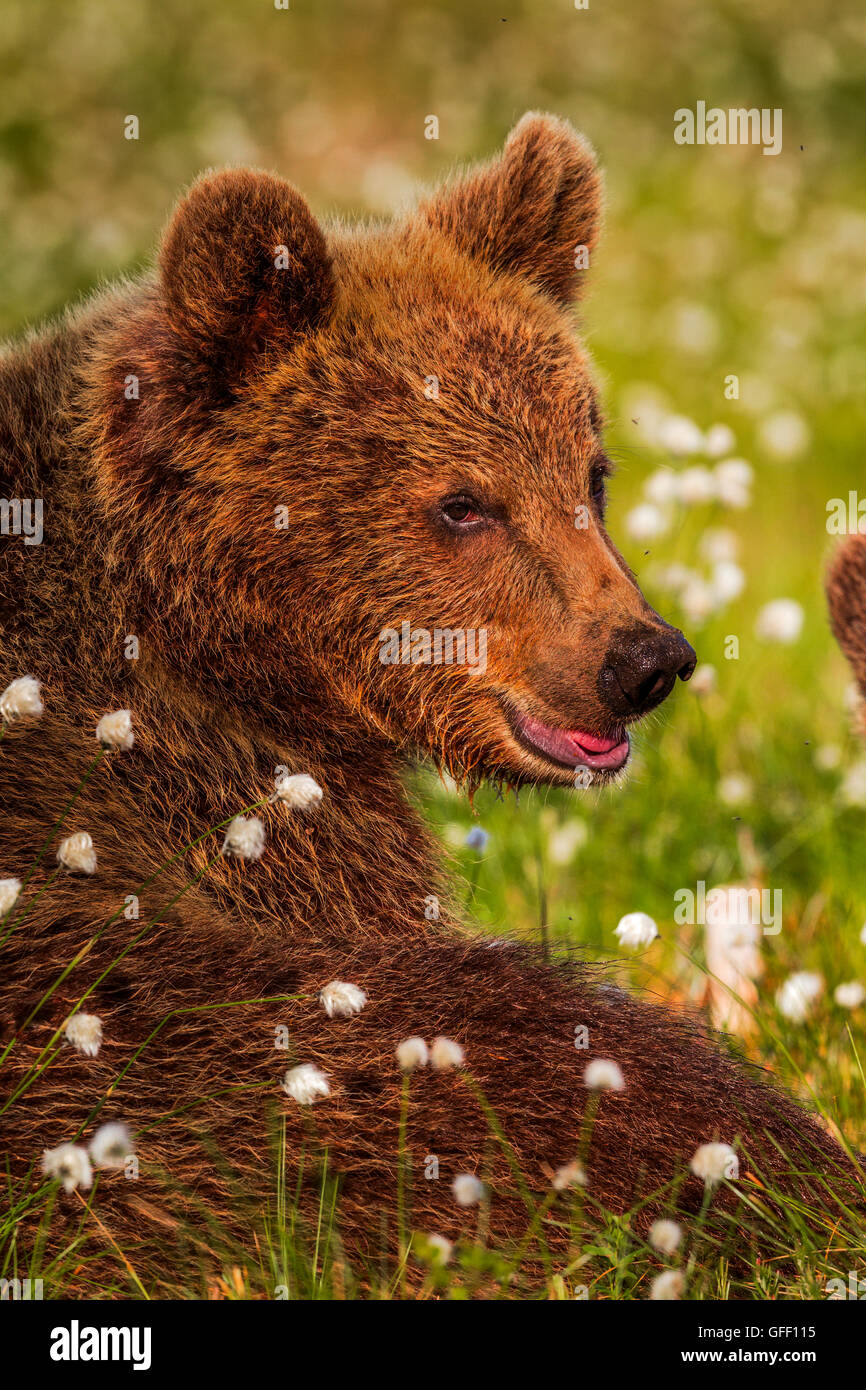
[569,730,621,754]
[514,713,630,771]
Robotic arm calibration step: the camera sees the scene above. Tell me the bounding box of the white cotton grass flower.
[704,423,736,458]
[625,502,670,543]
[658,414,703,458]
[424,1234,453,1264]
[643,468,680,507]
[689,663,717,696]
[452,1173,485,1207]
[758,409,809,461]
[95,709,134,751]
[281,1063,331,1106]
[655,562,698,595]
[669,301,719,354]
[776,970,824,1023]
[319,980,367,1018]
[860,923,866,947]
[0,877,21,918]
[273,773,323,810]
[621,386,667,445]
[755,598,804,644]
[650,1270,685,1301]
[221,815,266,860]
[552,1160,586,1191]
[430,1036,465,1071]
[615,911,658,949]
[714,457,754,489]
[547,818,587,866]
[714,458,754,509]
[649,1219,683,1256]
[715,479,751,510]
[662,302,707,355]
[583,1058,625,1092]
[709,560,746,606]
[814,743,842,772]
[690,1142,739,1186]
[700,527,739,565]
[57,832,97,875]
[64,1012,103,1057]
[840,761,866,808]
[717,773,753,807]
[396,1036,429,1071]
[677,465,717,506]
[680,577,716,624]
[0,675,43,722]
[834,981,865,1010]
[42,1142,93,1193]
[89,1122,134,1169]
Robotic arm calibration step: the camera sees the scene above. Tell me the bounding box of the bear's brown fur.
[829,534,866,726]
[0,114,859,1293]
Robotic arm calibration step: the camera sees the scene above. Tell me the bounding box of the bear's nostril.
[677,650,698,683]
[638,669,674,707]
[599,626,697,717]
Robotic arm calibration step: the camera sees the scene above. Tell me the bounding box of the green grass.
[4,1089,865,1300]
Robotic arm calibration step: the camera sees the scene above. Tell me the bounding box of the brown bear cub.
[0,114,859,1292]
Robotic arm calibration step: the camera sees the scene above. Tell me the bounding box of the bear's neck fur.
[0,295,449,945]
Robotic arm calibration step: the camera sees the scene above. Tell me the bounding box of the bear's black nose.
[598,625,697,717]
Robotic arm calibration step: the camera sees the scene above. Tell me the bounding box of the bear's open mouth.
[504,705,630,773]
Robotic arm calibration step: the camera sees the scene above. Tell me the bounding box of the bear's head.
[89,113,696,789]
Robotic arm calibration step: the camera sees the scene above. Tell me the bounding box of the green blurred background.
[3,0,865,1112]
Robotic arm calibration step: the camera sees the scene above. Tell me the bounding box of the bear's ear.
[828,535,866,701]
[158,169,334,381]
[420,112,602,307]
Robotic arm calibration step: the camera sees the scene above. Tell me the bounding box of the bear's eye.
[440,494,484,530]
[590,453,613,515]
